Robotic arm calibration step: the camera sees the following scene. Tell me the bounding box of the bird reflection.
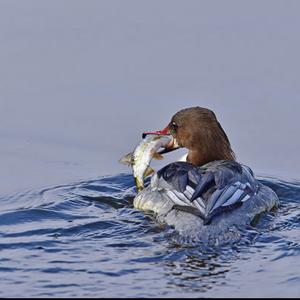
[162,249,231,293]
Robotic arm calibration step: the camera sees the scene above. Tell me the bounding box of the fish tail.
[135,177,144,192]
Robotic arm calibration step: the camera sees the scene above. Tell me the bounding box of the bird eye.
[170,122,178,131]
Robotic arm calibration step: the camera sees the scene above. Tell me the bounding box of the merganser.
[134,107,279,245]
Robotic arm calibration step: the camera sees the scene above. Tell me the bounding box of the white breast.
[178,153,188,162]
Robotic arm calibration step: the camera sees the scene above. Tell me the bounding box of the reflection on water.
[0,174,299,297]
[164,251,229,293]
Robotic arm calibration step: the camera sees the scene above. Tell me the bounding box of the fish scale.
[119,134,172,192]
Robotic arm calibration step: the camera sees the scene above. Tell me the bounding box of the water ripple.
[0,174,299,297]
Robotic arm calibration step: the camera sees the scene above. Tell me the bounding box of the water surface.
[0,0,300,297]
[0,174,299,297]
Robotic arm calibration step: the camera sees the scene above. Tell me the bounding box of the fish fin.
[119,152,133,166]
[143,167,155,177]
[153,152,164,160]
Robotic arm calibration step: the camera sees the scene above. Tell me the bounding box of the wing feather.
[155,161,258,224]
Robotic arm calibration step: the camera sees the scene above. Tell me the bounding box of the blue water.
[1,1,300,297]
[0,174,299,297]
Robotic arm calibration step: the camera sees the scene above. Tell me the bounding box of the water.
[0,174,299,297]
[1,0,300,297]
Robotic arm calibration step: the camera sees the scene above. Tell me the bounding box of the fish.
[119,134,172,192]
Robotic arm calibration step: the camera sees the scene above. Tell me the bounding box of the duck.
[133,107,279,245]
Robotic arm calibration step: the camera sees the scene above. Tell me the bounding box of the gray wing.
[154,160,259,224]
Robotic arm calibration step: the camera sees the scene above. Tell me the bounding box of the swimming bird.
[134,107,279,245]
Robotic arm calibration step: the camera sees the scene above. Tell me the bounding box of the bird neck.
[185,125,236,166]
